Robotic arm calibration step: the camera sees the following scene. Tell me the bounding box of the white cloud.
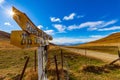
[67,21,103,30]
[80,20,117,31]
[98,26,120,31]
[90,35,106,38]
[4,22,11,26]
[63,13,76,20]
[37,25,43,29]
[101,20,117,27]
[50,17,61,22]
[67,20,117,31]
[50,36,105,45]
[53,24,66,32]
[80,21,103,29]
[111,31,120,34]
[44,30,54,35]
[67,24,80,30]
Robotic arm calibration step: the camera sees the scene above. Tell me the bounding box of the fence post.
[61,49,64,79]
[19,56,29,80]
[34,50,37,71]
[54,55,60,80]
[109,50,120,65]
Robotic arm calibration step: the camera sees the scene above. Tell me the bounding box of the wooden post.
[85,48,87,56]
[34,50,37,71]
[109,50,120,65]
[19,56,29,80]
[54,55,60,80]
[38,46,48,80]
[61,49,64,79]
[38,47,43,80]
[109,58,120,65]
[118,50,120,58]
[85,48,88,65]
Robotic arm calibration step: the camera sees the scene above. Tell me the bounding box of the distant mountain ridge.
[57,43,83,46]
[0,30,10,40]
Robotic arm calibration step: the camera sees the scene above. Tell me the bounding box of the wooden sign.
[11,7,53,48]
[12,7,52,40]
[10,30,43,48]
[10,7,52,80]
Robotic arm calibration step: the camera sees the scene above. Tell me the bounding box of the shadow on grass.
[82,64,120,74]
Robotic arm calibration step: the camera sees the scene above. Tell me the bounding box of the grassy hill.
[69,32,120,54]
[81,32,120,47]
[90,32,120,44]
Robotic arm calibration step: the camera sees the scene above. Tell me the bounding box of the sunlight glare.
[6,8,15,17]
[0,0,4,4]
[10,10,15,16]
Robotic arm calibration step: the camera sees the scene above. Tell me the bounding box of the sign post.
[38,46,43,79]
[10,7,52,80]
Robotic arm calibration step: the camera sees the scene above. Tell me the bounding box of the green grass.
[0,49,35,69]
[47,47,120,80]
[1,47,120,80]
[0,49,36,80]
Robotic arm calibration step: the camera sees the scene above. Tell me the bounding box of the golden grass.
[0,40,18,49]
[78,32,120,47]
[47,47,120,80]
[1,43,120,79]
[67,32,120,55]
[24,68,38,80]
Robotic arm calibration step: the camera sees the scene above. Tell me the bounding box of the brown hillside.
[90,32,120,44]
[0,30,10,40]
[80,32,120,46]
[71,32,120,54]
[0,31,15,48]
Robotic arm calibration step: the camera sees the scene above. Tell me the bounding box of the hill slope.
[90,32,120,44]
[70,32,120,54]
[0,30,10,40]
[0,31,17,48]
[80,32,120,46]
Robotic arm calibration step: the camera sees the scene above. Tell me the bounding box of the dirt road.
[62,47,119,63]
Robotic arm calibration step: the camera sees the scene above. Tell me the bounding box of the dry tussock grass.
[82,64,120,74]
[24,68,38,80]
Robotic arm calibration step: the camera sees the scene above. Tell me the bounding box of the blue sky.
[0,0,120,45]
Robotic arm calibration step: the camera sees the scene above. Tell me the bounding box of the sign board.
[11,7,52,80]
[10,30,43,48]
[11,7,53,48]
[12,7,52,40]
